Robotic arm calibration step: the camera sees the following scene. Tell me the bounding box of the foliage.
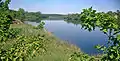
[7,24,80,61]
[0,35,45,61]
[65,9,120,27]
[42,14,66,20]
[106,10,120,26]
[0,0,21,42]
[36,21,45,29]
[80,7,120,61]
[0,0,13,42]
[9,9,66,22]
[17,8,25,22]
[8,28,22,38]
[70,52,95,61]
[0,0,10,11]
[64,14,80,25]
[0,0,46,61]
[8,9,42,22]
[0,0,82,61]
[65,7,120,61]
[115,10,120,26]
[24,11,42,22]
[0,13,12,42]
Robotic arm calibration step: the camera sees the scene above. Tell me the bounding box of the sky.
[9,0,120,14]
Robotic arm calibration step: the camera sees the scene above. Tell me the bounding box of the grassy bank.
[8,24,80,61]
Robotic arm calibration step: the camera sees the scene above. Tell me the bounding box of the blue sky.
[9,0,120,14]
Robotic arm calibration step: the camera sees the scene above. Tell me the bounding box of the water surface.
[25,20,107,54]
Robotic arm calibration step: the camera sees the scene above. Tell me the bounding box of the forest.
[65,10,120,26]
[9,8,65,22]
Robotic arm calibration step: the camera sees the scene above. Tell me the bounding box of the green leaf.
[95,45,101,49]
[117,34,120,40]
[1,57,5,60]
[110,54,114,59]
[102,29,108,33]
[19,58,23,61]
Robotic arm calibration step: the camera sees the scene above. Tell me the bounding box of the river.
[25,20,107,55]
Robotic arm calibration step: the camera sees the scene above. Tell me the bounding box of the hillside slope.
[10,24,80,61]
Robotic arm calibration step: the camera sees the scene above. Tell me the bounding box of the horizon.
[9,0,120,14]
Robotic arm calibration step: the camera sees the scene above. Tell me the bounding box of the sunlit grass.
[9,24,80,61]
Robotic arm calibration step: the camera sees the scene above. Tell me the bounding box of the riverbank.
[9,24,81,61]
[25,20,107,54]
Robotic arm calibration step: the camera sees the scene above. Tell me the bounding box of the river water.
[25,20,107,55]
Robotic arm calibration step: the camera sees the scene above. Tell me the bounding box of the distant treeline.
[65,10,120,25]
[9,8,66,22]
[42,14,66,20]
[9,8,42,22]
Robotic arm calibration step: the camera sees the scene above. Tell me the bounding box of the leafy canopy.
[0,0,13,42]
[80,7,120,61]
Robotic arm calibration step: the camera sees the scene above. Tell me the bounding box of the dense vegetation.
[0,0,45,60]
[9,9,66,22]
[9,8,42,22]
[65,9,120,26]
[64,14,80,25]
[65,7,120,61]
[0,0,80,61]
[1,0,120,61]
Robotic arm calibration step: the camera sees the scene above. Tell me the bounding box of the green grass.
[8,24,80,61]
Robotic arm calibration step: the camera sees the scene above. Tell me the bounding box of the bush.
[36,21,45,29]
[70,52,95,61]
[80,7,120,61]
[0,35,46,61]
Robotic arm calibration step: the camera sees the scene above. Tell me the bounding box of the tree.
[80,7,120,61]
[0,0,46,61]
[0,0,12,42]
[17,8,25,21]
[0,0,3,8]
